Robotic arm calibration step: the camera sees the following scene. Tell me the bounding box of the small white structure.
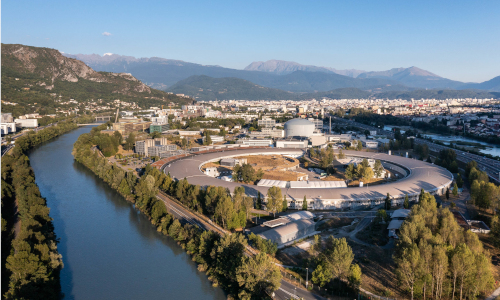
[276,139,308,149]
[205,167,219,177]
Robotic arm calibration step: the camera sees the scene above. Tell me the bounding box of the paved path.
[485,286,500,300]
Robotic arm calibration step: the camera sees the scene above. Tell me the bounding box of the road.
[1,122,60,157]
[332,116,500,182]
[156,191,326,300]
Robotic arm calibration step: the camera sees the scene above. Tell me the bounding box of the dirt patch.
[235,155,299,171]
[317,217,354,231]
[478,233,500,285]
[261,170,306,181]
[355,220,390,246]
[117,145,134,155]
[349,241,404,298]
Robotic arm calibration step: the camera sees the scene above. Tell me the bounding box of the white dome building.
[284,118,315,138]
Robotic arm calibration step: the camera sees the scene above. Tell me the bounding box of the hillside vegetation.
[1,44,190,116]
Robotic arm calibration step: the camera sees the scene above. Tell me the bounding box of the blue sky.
[2,0,499,82]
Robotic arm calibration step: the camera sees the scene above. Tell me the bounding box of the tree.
[465,161,478,178]
[124,132,135,150]
[446,188,450,200]
[256,192,262,210]
[361,166,374,181]
[181,137,188,149]
[325,237,354,289]
[348,264,362,290]
[215,195,236,229]
[204,134,212,145]
[356,140,363,151]
[385,193,391,210]
[150,131,162,139]
[395,243,421,300]
[242,196,254,220]
[344,163,356,180]
[374,160,384,178]
[266,186,283,217]
[338,148,346,159]
[302,195,308,210]
[282,195,288,212]
[452,182,459,196]
[236,252,281,298]
[456,174,464,188]
[404,194,410,209]
[113,130,123,145]
[491,216,500,247]
[450,244,473,300]
[311,263,332,287]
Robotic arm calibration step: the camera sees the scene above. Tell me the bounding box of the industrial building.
[276,138,308,148]
[284,119,315,138]
[220,158,247,167]
[236,139,273,147]
[202,135,224,144]
[1,123,16,135]
[258,117,276,128]
[113,121,152,136]
[14,118,38,128]
[135,137,170,156]
[258,219,316,247]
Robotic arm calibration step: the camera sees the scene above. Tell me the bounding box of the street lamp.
[306,267,309,289]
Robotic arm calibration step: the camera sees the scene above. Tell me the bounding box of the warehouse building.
[276,138,308,148]
[258,219,316,247]
[14,118,38,128]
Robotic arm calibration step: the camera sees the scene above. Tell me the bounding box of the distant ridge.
[63,52,500,93]
[166,75,499,101]
[243,59,365,77]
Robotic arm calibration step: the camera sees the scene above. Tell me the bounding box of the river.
[28,126,226,300]
[384,125,500,157]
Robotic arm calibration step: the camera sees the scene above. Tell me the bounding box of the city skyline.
[2,0,499,83]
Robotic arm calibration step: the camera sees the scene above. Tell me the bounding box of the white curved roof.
[284,118,314,126]
[163,148,453,202]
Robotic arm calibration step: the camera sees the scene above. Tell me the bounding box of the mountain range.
[167,75,499,101]
[63,53,500,96]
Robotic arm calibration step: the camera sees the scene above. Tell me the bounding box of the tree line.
[1,119,83,299]
[395,191,494,300]
[72,126,283,298]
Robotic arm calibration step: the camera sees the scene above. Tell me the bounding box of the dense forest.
[72,125,282,299]
[1,118,89,299]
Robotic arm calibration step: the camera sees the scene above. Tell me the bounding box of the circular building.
[284,118,315,138]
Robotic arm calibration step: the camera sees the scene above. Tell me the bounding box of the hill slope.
[459,76,500,92]
[1,44,189,116]
[357,67,465,89]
